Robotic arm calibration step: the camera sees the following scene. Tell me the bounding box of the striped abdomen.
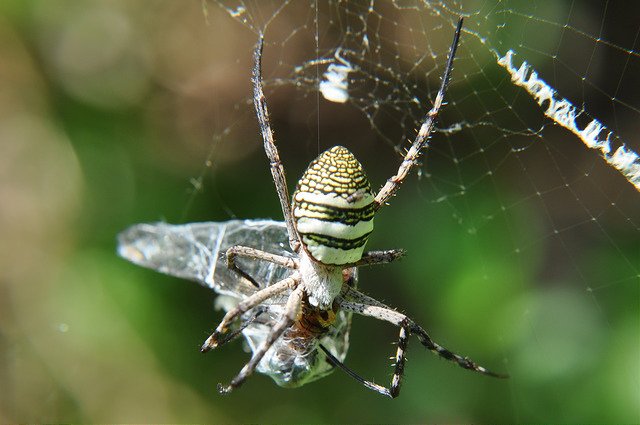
[292,146,375,265]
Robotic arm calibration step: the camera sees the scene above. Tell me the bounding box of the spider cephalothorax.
[292,145,375,265]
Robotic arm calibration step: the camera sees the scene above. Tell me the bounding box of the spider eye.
[292,146,375,265]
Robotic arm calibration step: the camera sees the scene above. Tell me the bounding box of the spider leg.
[226,245,298,288]
[213,306,267,348]
[201,275,299,352]
[374,17,463,210]
[337,286,508,379]
[320,323,409,398]
[320,344,391,397]
[253,35,301,252]
[346,249,406,268]
[218,284,305,394]
[389,326,409,397]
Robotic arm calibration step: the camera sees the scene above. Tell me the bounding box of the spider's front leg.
[218,284,305,394]
[332,286,507,397]
[201,275,299,352]
[211,306,267,349]
[320,324,409,398]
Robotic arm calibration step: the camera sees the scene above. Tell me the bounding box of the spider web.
[193,0,637,421]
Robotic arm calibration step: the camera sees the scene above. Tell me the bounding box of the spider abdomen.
[292,146,375,265]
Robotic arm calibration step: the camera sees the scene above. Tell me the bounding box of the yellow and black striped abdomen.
[292,146,375,265]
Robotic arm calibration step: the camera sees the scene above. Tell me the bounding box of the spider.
[195,16,507,398]
[118,16,505,398]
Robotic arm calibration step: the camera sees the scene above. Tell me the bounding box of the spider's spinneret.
[292,146,375,265]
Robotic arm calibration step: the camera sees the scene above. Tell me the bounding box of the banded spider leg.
[327,286,508,399]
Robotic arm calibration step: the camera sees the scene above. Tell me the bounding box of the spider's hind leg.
[252,36,301,252]
[373,17,463,210]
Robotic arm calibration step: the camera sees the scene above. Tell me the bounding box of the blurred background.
[1,0,638,422]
